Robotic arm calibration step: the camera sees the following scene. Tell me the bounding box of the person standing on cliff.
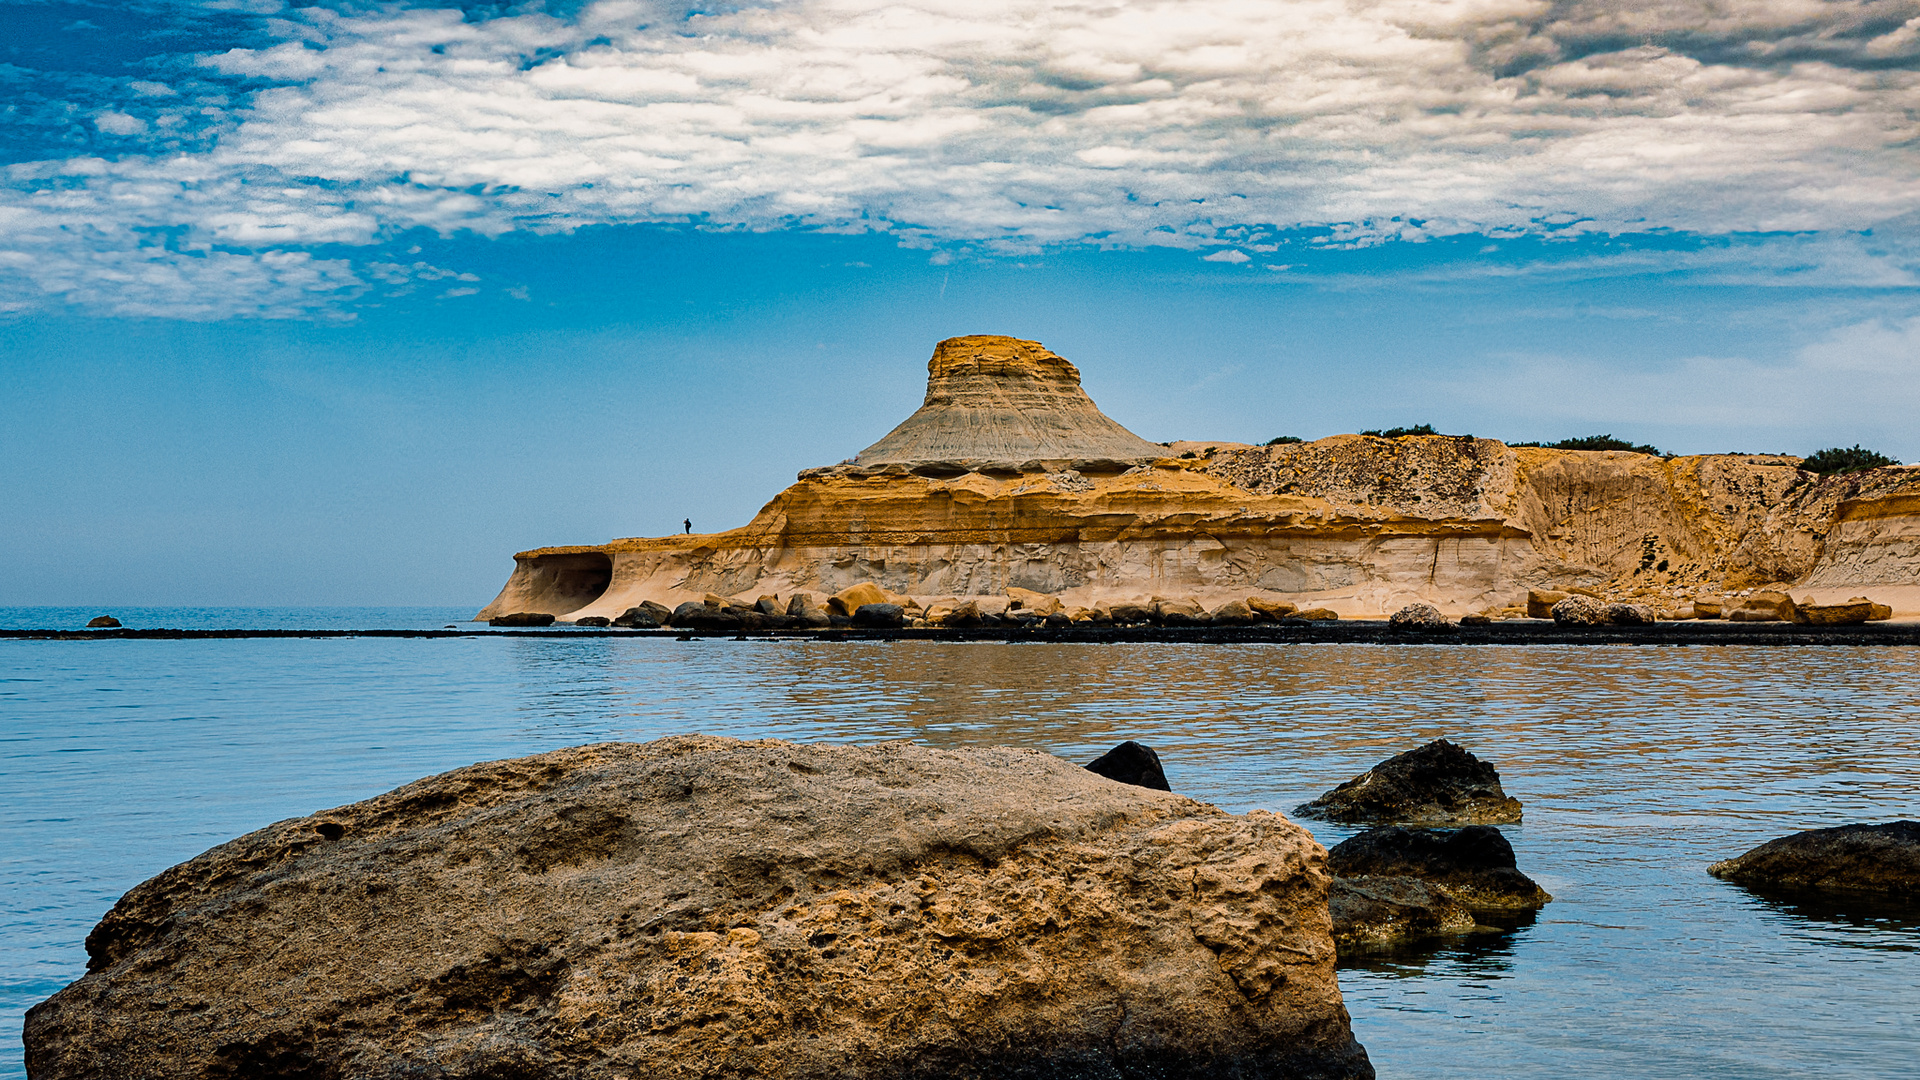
[683,518,691,534]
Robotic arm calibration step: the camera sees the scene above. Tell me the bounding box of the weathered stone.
[612,606,660,629]
[1727,590,1799,622]
[1458,613,1492,626]
[1044,612,1072,628]
[672,603,742,632]
[1869,602,1894,621]
[1327,877,1477,947]
[1005,587,1063,616]
[85,616,120,629]
[1549,595,1607,625]
[489,612,556,627]
[25,738,1373,1080]
[1690,597,1724,619]
[1153,597,1210,625]
[1795,598,1875,625]
[1709,821,1920,897]
[944,600,984,628]
[851,603,906,628]
[574,616,612,627]
[1525,590,1568,619]
[1107,601,1155,624]
[828,582,891,617]
[1295,739,1522,826]
[1211,599,1259,626]
[1248,597,1297,621]
[1084,741,1171,791]
[1603,602,1656,625]
[754,595,784,617]
[1327,826,1551,910]
[1387,603,1450,630]
[1292,608,1340,622]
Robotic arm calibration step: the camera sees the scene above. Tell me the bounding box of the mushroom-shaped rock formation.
[26,737,1373,1080]
[852,335,1166,469]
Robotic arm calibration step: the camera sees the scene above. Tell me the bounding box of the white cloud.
[5,0,1920,316]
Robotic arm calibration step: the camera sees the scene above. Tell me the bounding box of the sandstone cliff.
[26,737,1371,1080]
[479,335,1920,621]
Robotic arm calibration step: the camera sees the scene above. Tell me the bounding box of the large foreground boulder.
[1709,821,1920,897]
[1294,739,1523,825]
[27,737,1372,1080]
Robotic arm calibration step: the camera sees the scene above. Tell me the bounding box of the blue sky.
[4,0,1919,607]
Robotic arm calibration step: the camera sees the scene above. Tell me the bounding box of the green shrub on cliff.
[1510,434,1667,456]
[1799,445,1898,475]
[1360,424,1439,438]
[1265,435,1304,446]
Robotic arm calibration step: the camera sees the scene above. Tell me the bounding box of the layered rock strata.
[26,736,1373,1080]
[479,335,1920,622]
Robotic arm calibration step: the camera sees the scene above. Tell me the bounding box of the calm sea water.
[3,608,1917,1078]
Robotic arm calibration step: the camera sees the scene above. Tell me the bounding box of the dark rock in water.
[671,600,709,626]
[1294,739,1522,825]
[86,616,121,629]
[1709,821,1920,898]
[489,612,556,627]
[1387,603,1450,630]
[852,603,905,628]
[575,616,612,627]
[1328,876,1476,947]
[672,603,742,632]
[613,606,661,629]
[1084,741,1171,791]
[1044,612,1072,628]
[24,737,1372,1080]
[1327,826,1551,910]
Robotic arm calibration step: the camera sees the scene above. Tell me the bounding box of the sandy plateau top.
[853,335,1166,466]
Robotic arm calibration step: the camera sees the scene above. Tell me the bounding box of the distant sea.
[4,609,1917,1078]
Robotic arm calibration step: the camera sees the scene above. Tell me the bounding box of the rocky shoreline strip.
[10,621,1920,644]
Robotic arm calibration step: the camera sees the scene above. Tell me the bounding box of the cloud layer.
[6,0,1920,315]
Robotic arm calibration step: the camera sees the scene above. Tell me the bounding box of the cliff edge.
[479,335,1920,621]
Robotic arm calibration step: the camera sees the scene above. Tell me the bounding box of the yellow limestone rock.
[1005,587,1063,616]
[1248,597,1297,620]
[1794,597,1876,625]
[828,582,891,616]
[477,336,1920,623]
[1526,590,1568,619]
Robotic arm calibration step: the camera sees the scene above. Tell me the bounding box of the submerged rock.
[1084,740,1171,791]
[1709,821,1920,897]
[1328,826,1551,911]
[1295,739,1523,825]
[489,612,556,627]
[25,737,1372,1080]
[1327,877,1476,946]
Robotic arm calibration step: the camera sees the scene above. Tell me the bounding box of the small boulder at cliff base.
[1549,595,1608,625]
[851,602,906,628]
[1709,821,1920,898]
[1295,739,1522,825]
[24,737,1373,1080]
[1084,740,1172,791]
[1388,603,1451,630]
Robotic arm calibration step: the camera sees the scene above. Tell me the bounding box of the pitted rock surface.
[1294,740,1522,826]
[1710,821,1920,897]
[26,736,1371,1080]
[1327,826,1551,911]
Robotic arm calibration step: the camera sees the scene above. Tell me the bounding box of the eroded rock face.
[852,335,1167,468]
[1328,826,1551,911]
[1295,740,1523,826]
[1709,821,1920,897]
[26,737,1372,1080]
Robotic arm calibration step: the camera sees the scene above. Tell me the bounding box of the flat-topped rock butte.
[479,335,1920,623]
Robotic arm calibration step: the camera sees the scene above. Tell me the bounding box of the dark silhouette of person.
[683,518,691,534]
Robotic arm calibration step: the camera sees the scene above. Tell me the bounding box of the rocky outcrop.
[85,615,121,628]
[1084,741,1171,791]
[1295,740,1522,826]
[489,611,556,627]
[1326,826,1550,947]
[1709,821,1920,897]
[476,335,1920,623]
[26,737,1372,1080]
[1387,603,1449,630]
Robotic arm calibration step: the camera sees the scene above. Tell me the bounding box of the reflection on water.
[1337,909,1540,978]
[1737,886,1920,951]
[4,637,1919,1080]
